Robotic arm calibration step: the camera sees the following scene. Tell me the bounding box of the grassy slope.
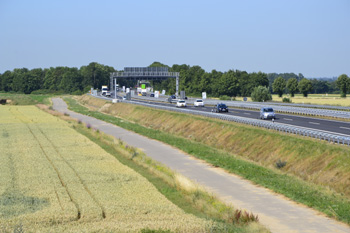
[73,124,264,233]
[65,96,350,224]
[0,93,53,105]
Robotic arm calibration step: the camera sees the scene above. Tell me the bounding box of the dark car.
[150,93,155,97]
[170,95,176,99]
[212,103,229,113]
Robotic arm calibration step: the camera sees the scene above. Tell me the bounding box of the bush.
[30,89,66,95]
[282,97,291,103]
[30,89,52,94]
[219,95,233,100]
[83,86,93,93]
[251,86,272,102]
[275,159,287,169]
[71,90,83,95]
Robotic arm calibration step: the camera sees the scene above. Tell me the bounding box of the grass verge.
[38,104,266,233]
[64,96,350,225]
[0,93,53,105]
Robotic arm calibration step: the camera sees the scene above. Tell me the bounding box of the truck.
[101,85,108,96]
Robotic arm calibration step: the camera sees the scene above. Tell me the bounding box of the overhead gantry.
[110,67,179,96]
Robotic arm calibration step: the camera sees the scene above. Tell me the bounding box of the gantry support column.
[176,74,179,97]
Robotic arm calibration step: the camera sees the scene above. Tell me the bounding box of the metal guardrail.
[123,100,350,146]
[205,101,350,119]
[132,95,350,120]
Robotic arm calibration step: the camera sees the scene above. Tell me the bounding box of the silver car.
[260,107,276,120]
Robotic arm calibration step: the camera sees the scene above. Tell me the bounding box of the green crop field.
[0,106,213,232]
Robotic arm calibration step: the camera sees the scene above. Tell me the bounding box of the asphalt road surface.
[129,98,350,137]
[52,98,350,233]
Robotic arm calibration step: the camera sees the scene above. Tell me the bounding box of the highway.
[96,93,350,137]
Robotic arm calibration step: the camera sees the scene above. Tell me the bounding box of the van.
[260,107,276,120]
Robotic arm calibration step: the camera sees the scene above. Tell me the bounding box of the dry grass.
[0,105,214,232]
[77,95,350,198]
[233,94,350,107]
[272,94,350,106]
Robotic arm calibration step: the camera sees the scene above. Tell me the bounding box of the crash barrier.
[124,100,350,146]
[192,99,350,120]
[133,96,350,119]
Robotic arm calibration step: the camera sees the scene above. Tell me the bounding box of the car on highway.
[170,95,176,99]
[194,99,204,107]
[260,107,276,120]
[105,91,111,97]
[150,93,155,97]
[122,96,127,100]
[212,103,228,113]
[176,99,187,107]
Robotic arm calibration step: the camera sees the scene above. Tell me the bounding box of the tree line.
[149,62,342,98]
[0,62,114,94]
[0,61,346,98]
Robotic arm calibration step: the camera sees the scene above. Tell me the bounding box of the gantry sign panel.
[110,67,180,95]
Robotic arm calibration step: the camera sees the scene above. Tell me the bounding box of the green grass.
[0,93,53,105]
[71,122,260,232]
[64,97,350,224]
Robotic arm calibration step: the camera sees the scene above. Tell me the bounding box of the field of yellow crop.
[272,94,350,106]
[0,106,212,232]
[234,94,350,106]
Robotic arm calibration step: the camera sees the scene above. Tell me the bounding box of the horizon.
[0,61,341,79]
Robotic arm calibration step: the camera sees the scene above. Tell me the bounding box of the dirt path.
[52,98,350,233]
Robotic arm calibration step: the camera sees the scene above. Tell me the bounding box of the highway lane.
[129,98,350,137]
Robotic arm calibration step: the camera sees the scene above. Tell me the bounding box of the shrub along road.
[52,98,350,233]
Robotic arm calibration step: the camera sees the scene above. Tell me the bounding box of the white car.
[176,100,187,107]
[194,99,204,107]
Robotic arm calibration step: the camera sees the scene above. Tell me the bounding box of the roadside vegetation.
[0,93,53,105]
[69,115,265,233]
[66,95,350,224]
[0,105,221,232]
[0,94,266,232]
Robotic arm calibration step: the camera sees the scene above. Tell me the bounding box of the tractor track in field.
[35,125,106,219]
[9,107,106,219]
[8,108,82,220]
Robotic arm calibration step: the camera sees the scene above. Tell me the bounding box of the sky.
[0,0,349,77]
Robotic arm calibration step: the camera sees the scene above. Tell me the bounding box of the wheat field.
[0,106,212,232]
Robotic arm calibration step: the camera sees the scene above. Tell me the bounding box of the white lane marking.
[309,122,320,125]
[243,113,251,115]
[283,118,293,121]
[340,126,350,130]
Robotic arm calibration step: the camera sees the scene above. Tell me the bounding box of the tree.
[59,67,82,93]
[336,74,350,97]
[149,61,169,68]
[80,62,114,89]
[286,78,298,97]
[219,70,239,97]
[43,67,68,91]
[251,86,272,102]
[0,71,13,92]
[298,78,312,97]
[236,70,251,97]
[311,79,330,94]
[272,77,286,97]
